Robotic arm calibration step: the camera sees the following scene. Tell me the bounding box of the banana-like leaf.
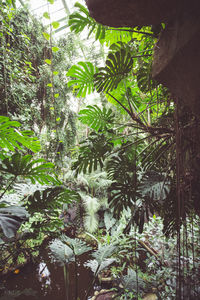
[94,49,133,93]
[0,205,29,238]
[0,153,60,185]
[78,105,115,132]
[0,116,40,153]
[68,2,106,40]
[67,62,97,97]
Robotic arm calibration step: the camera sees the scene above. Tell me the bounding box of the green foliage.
[85,244,116,275]
[49,235,91,266]
[78,105,115,132]
[120,268,146,293]
[68,2,106,40]
[0,116,40,153]
[49,238,74,266]
[0,206,29,238]
[25,186,80,213]
[136,62,157,93]
[72,132,113,174]
[0,153,59,185]
[94,49,133,92]
[61,235,92,255]
[67,61,97,97]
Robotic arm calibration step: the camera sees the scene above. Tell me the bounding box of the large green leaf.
[94,49,133,93]
[67,62,97,97]
[84,244,116,275]
[136,62,158,93]
[49,235,91,266]
[0,206,29,238]
[68,2,106,40]
[72,132,113,175]
[26,186,80,213]
[0,116,40,153]
[0,153,60,185]
[78,105,115,132]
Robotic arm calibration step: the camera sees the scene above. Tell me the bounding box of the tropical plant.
[78,105,115,132]
[0,153,60,185]
[68,2,106,40]
[0,205,29,239]
[50,235,92,300]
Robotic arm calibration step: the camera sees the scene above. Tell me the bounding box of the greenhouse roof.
[16,0,83,38]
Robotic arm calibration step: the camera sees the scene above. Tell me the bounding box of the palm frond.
[120,268,146,292]
[49,239,74,266]
[67,61,97,97]
[78,105,115,132]
[94,49,133,93]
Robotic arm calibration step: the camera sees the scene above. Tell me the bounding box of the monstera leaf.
[94,49,133,93]
[72,132,113,175]
[139,171,170,201]
[136,62,157,93]
[68,2,106,40]
[26,186,80,213]
[0,206,29,238]
[0,153,60,185]
[67,61,98,97]
[0,116,40,153]
[78,105,115,132]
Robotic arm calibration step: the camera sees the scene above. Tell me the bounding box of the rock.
[86,0,178,28]
[143,293,158,300]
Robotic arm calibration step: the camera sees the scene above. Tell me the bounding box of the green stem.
[63,264,69,300]
[0,176,17,200]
